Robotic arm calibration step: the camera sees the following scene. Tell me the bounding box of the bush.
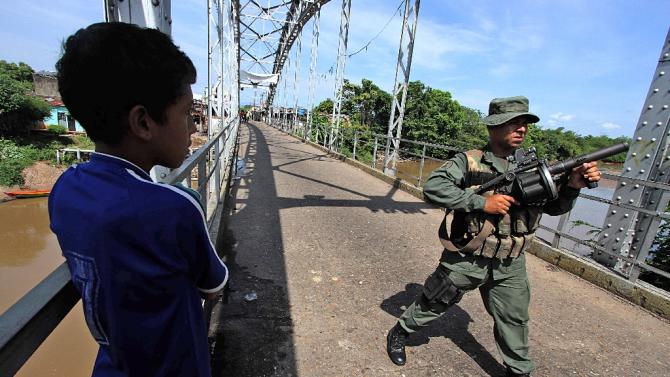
[47,124,68,135]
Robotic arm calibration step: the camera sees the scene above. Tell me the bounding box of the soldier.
[385,96,601,376]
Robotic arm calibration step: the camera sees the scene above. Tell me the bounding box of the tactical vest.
[441,149,543,260]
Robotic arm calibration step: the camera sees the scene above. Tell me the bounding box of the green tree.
[314,98,333,115]
[0,60,34,85]
[0,61,50,136]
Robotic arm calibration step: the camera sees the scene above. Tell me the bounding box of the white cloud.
[601,122,621,130]
[550,112,575,121]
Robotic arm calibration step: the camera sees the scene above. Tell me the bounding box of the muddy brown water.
[0,197,96,376]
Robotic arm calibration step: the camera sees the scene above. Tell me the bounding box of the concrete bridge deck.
[208,121,670,377]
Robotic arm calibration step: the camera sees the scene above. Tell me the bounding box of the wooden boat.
[3,190,51,198]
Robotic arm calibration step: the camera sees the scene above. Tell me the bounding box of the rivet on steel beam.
[637,137,643,141]
[624,213,630,218]
[652,138,657,142]
[666,156,670,160]
[626,167,632,171]
[632,246,637,250]
[629,199,635,203]
[664,105,669,110]
[615,238,620,242]
[629,254,635,258]
[607,223,612,227]
[640,169,645,173]
[611,210,617,214]
[661,71,666,76]
[650,200,655,204]
[621,182,627,186]
[648,105,654,109]
[604,233,609,238]
[665,53,670,58]
[653,89,659,93]
[642,121,648,126]
[634,184,639,188]
[657,122,663,126]
[616,196,622,200]
[645,154,651,158]
[619,227,624,231]
[632,152,637,157]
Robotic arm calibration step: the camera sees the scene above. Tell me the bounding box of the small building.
[43,99,84,132]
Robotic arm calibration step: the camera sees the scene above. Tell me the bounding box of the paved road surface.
[209,122,669,377]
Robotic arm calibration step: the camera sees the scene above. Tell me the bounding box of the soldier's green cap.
[481,96,540,127]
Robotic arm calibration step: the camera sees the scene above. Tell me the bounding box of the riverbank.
[0,161,65,202]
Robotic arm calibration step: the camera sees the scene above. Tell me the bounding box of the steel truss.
[234,0,328,115]
[328,0,351,150]
[596,28,670,281]
[383,0,420,176]
[305,3,321,141]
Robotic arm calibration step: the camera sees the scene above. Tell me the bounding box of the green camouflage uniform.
[398,144,580,375]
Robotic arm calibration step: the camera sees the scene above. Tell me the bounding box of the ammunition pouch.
[422,266,464,305]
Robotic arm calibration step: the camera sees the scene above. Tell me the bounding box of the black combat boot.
[386,323,409,366]
[506,366,531,377]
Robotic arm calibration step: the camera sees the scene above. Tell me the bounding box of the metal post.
[383,0,420,176]
[306,4,321,142]
[552,211,571,249]
[197,158,207,215]
[595,28,670,281]
[329,0,351,151]
[372,136,379,169]
[417,144,426,186]
[292,1,302,134]
[353,131,358,160]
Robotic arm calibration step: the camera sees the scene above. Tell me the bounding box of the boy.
[49,22,228,376]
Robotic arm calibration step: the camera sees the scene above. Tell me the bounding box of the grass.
[0,131,93,186]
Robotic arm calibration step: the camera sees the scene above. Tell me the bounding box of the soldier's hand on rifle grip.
[567,162,601,189]
[483,194,518,215]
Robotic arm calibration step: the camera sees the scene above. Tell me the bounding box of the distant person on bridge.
[49,22,228,376]
[386,96,601,376]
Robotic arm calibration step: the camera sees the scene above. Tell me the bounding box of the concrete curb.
[285,129,670,322]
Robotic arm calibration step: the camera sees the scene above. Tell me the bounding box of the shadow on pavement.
[381,283,506,377]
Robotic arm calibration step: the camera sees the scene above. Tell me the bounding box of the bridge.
[1,1,670,376]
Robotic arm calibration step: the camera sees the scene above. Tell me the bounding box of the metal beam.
[305,3,321,141]
[328,0,351,150]
[595,28,670,282]
[383,0,420,176]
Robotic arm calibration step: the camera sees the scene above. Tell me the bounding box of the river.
[0,198,96,376]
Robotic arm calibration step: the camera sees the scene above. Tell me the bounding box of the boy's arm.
[177,201,229,297]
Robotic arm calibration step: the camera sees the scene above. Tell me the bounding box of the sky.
[0,0,668,139]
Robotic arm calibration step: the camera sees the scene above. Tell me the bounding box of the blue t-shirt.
[48,152,228,376]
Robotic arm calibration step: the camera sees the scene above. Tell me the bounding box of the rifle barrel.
[548,142,629,175]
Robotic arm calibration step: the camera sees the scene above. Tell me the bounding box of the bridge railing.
[0,116,240,375]
[277,120,670,287]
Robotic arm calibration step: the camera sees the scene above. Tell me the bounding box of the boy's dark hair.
[56,22,196,145]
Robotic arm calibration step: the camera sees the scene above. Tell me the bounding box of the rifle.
[474,142,629,205]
